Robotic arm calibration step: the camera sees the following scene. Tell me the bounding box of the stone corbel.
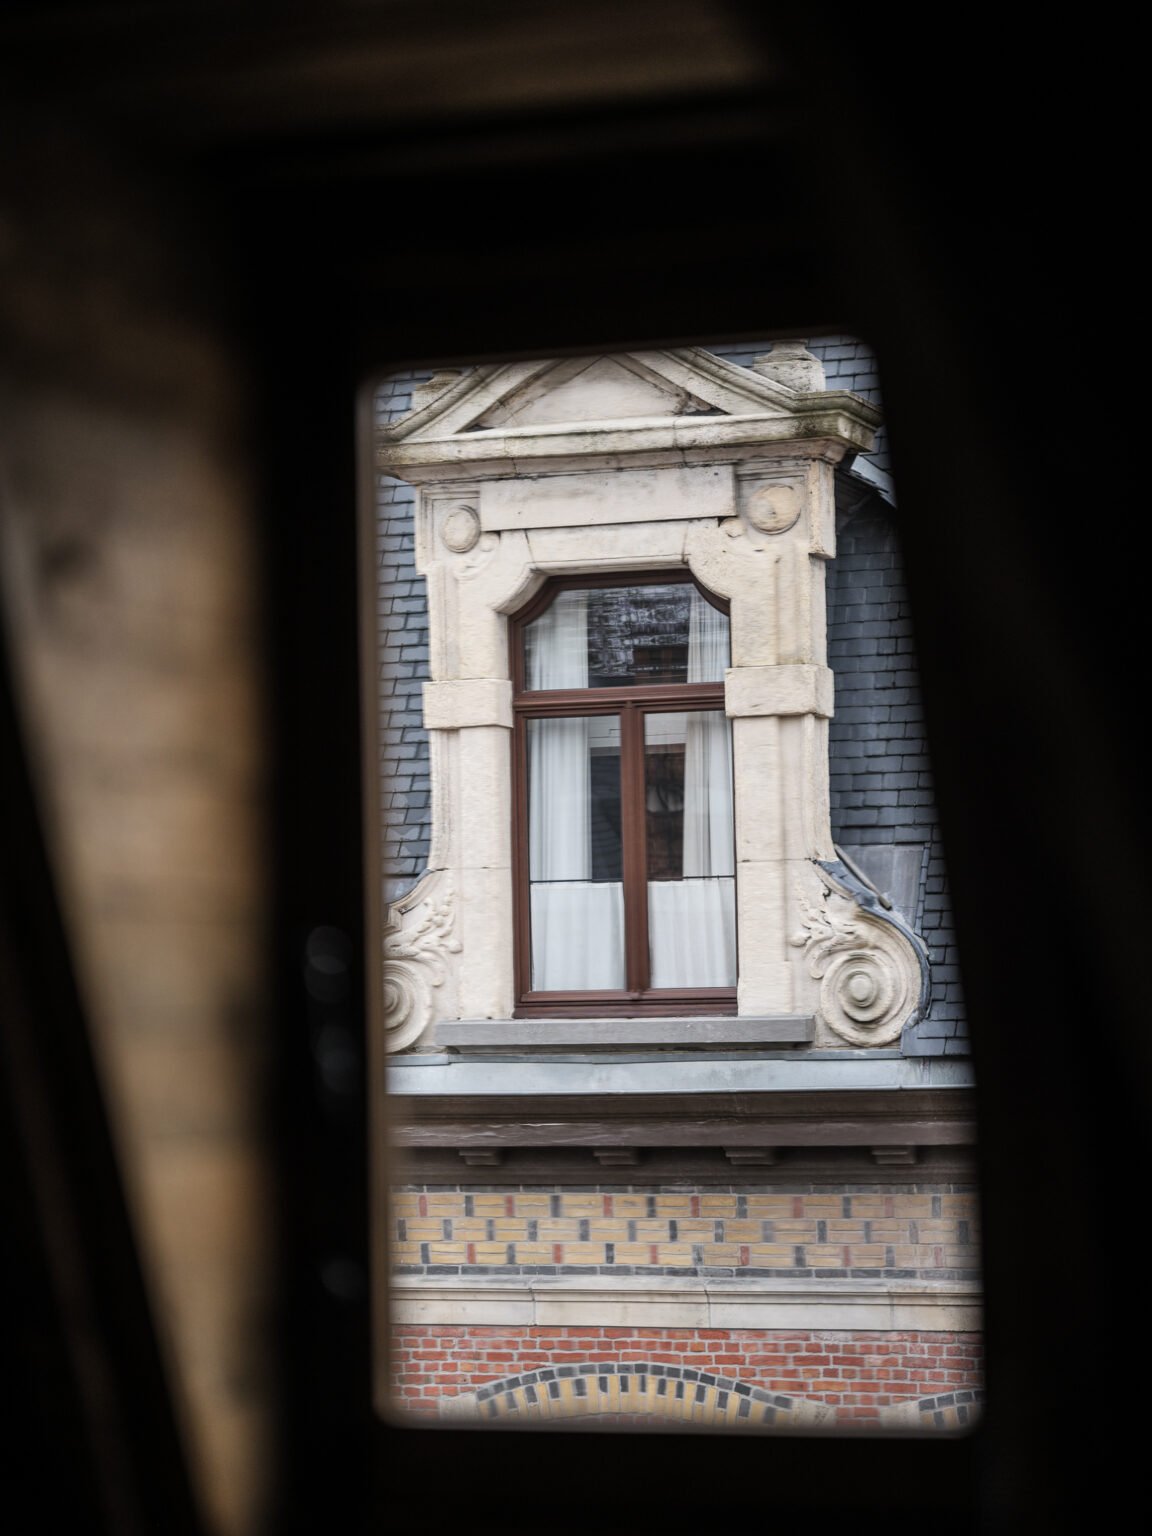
[790,860,930,1047]
[383,869,462,1052]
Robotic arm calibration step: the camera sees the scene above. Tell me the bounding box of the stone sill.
[436,1016,815,1052]
[388,1055,976,1098]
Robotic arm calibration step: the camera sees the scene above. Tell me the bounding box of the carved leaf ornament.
[383,881,462,1052]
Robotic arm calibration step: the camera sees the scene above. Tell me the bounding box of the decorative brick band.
[391,1187,981,1279]
[390,1325,984,1426]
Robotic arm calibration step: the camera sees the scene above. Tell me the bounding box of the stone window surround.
[376,348,929,1058]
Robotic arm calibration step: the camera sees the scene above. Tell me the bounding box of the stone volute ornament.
[376,346,930,1053]
[790,861,930,1047]
[382,873,461,1052]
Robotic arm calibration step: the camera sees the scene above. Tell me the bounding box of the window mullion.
[620,702,649,995]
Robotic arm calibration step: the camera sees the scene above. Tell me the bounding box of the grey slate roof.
[374,341,965,1054]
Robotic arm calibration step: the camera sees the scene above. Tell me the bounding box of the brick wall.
[391,1187,981,1281]
[390,1326,984,1426]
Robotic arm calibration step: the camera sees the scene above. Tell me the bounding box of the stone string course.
[390,1325,984,1426]
[391,1187,981,1280]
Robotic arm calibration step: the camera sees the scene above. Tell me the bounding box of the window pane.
[644,710,735,987]
[524,584,728,689]
[527,715,624,989]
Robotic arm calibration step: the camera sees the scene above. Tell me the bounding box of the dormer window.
[512,576,735,1015]
[376,345,926,1054]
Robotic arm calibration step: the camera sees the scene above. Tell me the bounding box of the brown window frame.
[510,571,737,1018]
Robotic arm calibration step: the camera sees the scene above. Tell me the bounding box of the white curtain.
[649,591,736,987]
[528,592,625,989]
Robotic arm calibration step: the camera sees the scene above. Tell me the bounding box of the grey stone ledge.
[436,1017,816,1052]
[388,1053,976,1097]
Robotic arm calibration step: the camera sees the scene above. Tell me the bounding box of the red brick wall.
[390,1325,983,1424]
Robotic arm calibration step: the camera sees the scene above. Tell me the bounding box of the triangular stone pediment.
[381,347,814,445]
[471,355,714,429]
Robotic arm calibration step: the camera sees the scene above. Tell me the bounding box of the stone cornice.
[388,1073,977,1151]
[377,404,878,482]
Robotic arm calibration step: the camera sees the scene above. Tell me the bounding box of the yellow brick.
[554,1195,605,1217]
[798,1196,843,1217]
[609,1195,649,1217]
[865,1220,909,1243]
[699,1244,744,1264]
[889,1245,950,1268]
[672,1220,716,1241]
[841,1195,887,1216]
[632,1220,677,1240]
[586,1221,631,1239]
[652,1244,695,1264]
[401,1220,446,1240]
[722,1220,762,1243]
[888,1195,935,1217]
[469,1195,509,1215]
[699,1195,739,1216]
[510,1243,557,1264]
[422,1194,467,1217]
[607,1243,656,1264]
[827,1220,868,1242]
[390,1241,421,1263]
[747,1244,795,1266]
[917,1220,961,1244]
[804,1244,847,1267]
[773,1220,819,1242]
[940,1193,979,1217]
[535,1219,580,1241]
[845,1245,886,1267]
[490,1219,530,1239]
[389,1194,421,1215]
[744,1195,796,1217]
[650,1195,694,1214]
[426,1243,468,1262]
[450,1219,489,1240]
[472,1242,511,1263]
[507,1194,552,1215]
[553,1243,603,1264]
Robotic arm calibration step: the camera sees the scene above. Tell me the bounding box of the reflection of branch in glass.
[645,754,684,813]
[646,749,686,881]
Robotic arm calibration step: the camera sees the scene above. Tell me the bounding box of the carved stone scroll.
[383,871,462,1052]
[790,861,929,1047]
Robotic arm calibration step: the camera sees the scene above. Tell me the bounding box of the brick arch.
[438,1362,833,1428]
[910,1388,984,1430]
[879,1387,985,1430]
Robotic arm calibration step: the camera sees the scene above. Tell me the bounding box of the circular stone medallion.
[744,482,801,534]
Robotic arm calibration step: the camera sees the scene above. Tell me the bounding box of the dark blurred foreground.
[0,5,1138,1534]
